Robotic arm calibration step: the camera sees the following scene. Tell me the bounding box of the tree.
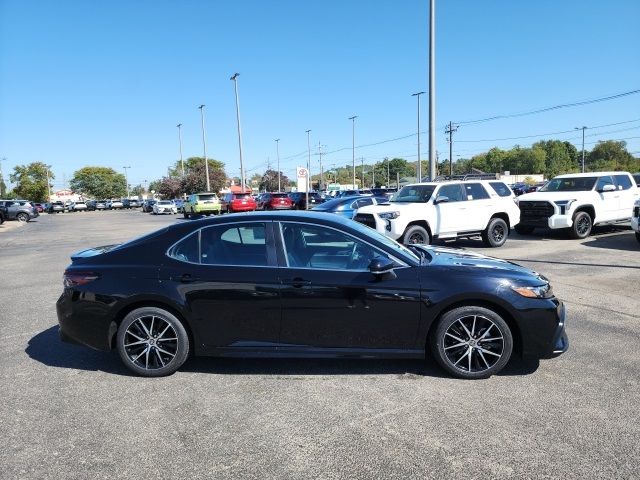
[156,176,183,199]
[130,184,145,196]
[9,162,53,202]
[259,169,290,192]
[180,162,226,194]
[70,167,126,199]
[168,157,225,178]
[535,140,579,178]
[587,140,636,172]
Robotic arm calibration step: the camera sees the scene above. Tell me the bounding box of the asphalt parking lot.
[1,210,639,479]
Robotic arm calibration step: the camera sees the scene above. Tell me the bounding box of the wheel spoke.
[478,349,491,369]
[132,347,148,363]
[157,324,171,339]
[144,347,150,369]
[126,331,145,342]
[478,324,493,341]
[149,316,155,337]
[154,348,165,367]
[458,319,472,339]
[468,348,472,372]
[481,336,503,342]
[478,346,501,358]
[471,316,477,337]
[445,332,465,343]
[157,337,177,342]
[136,318,152,338]
[124,340,147,347]
[453,347,470,366]
[156,346,176,357]
[444,341,467,350]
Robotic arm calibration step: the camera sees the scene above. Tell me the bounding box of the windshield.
[312,197,351,211]
[347,219,419,264]
[391,185,436,203]
[198,194,217,201]
[158,201,173,205]
[540,177,598,192]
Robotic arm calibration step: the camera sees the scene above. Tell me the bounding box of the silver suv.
[0,200,39,222]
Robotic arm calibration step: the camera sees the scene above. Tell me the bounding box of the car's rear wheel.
[514,224,534,235]
[635,232,640,243]
[570,211,592,239]
[402,225,431,245]
[482,217,508,247]
[183,211,190,219]
[116,307,190,377]
[430,306,513,379]
[16,212,29,222]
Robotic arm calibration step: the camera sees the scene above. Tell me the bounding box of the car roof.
[404,179,506,187]
[554,172,630,178]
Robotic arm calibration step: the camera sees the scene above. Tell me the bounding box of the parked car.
[153,200,178,215]
[173,199,184,213]
[511,183,528,196]
[514,172,640,239]
[33,203,45,213]
[355,180,520,248]
[220,193,257,213]
[334,190,363,199]
[633,173,640,187]
[69,201,88,212]
[0,205,6,224]
[48,201,66,213]
[0,200,39,222]
[107,199,124,210]
[141,199,157,213]
[311,195,390,219]
[256,192,294,210]
[57,211,568,379]
[183,193,222,218]
[122,198,142,209]
[631,199,640,243]
[371,188,398,199]
[288,191,324,209]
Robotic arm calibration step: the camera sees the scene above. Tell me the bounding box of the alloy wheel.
[442,314,505,374]
[576,216,591,236]
[122,315,179,370]
[492,224,505,243]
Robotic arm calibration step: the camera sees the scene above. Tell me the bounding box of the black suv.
[288,192,324,209]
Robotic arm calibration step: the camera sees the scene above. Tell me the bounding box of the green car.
[183,193,222,218]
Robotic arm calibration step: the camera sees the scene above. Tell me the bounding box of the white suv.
[354,180,520,247]
[514,172,639,239]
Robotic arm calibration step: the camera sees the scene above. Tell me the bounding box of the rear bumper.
[57,292,114,351]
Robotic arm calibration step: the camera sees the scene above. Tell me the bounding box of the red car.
[33,203,45,213]
[221,193,257,213]
[256,192,293,210]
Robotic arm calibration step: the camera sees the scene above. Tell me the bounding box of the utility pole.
[428,0,436,181]
[318,142,324,191]
[0,157,5,197]
[386,157,390,187]
[575,126,587,172]
[123,166,131,198]
[275,138,281,191]
[176,123,184,176]
[306,129,311,209]
[372,162,375,187]
[349,115,358,187]
[198,104,211,192]
[46,167,52,202]
[445,122,458,177]
[412,91,426,181]
[361,157,365,188]
[230,73,246,193]
[396,172,400,189]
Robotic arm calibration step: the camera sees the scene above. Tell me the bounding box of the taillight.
[63,270,100,287]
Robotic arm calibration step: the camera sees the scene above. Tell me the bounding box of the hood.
[417,245,548,284]
[518,191,590,202]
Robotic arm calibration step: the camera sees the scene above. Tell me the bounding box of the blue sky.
[1,0,639,190]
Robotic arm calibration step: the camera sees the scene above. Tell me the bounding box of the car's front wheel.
[570,211,592,239]
[482,217,508,247]
[635,232,640,243]
[430,306,513,379]
[402,225,431,245]
[116,307,190,377]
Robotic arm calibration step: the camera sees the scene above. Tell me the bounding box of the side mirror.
[434,195,450,204]
[599,184,616,192]
[369,257,396,278]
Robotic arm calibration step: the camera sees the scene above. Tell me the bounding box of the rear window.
[197,194,217,201]
[272,193,288,198]
[233,194,252,199]
[488,182,512,197]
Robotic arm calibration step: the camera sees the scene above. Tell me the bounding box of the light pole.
[198,105,211,192]
[575,126,587,172]
[176,123,184,176]
[318,142,324,191]
[386,157,390,187]
[275,138,281,191]
[123,166,131,198]
[349,115,358,187]
[230,73,246,193]
[412,91,426,181]
[361,157,366,188]
[306,129,311,209]
[0,157,5,197]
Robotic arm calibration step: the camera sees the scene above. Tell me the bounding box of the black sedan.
[57,211,568,379]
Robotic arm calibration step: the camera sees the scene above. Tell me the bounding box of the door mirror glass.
[434,195,450,204]
[600,184,616,192]
[368,256,395,275]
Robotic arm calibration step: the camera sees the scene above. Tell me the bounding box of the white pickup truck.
[514,172,639,239]
[354,180,520,247]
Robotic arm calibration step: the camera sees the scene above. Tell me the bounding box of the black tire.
[635,232,640,244]
[514,224,534,235]
[402,225,431,245]
[482,217,509,248]
[430,306,513,379]
[183,210,189,219]
[16,212,30,222]
[570,211,592,239]
[116,307,190,377]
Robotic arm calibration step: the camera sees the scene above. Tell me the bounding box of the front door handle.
[284,278,312,288]
[179,274,200,283]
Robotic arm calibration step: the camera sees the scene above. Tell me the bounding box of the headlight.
[378,211,400,220]
[554,199,576,214]
[511,283,553,299]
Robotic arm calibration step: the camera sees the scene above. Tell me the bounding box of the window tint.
[489,182,512,197]
[614,174,633,190]
[464,183,490,200]
[201,223,267,266]
[168,231,200,263]
[280,223,390,271]
[437,184,465,202]
[595,176,614,191]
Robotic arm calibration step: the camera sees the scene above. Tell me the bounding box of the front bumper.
[631,215,639,233]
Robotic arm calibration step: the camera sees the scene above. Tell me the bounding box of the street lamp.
[176,123,184,176]
[198,105,211,192]
[123,166,131,198]
[575,126,588,173]
[275,138,281,192]
[349,115,358,187]
[412,91,426,181]
[230,73,246,193]
[306,129,311,209]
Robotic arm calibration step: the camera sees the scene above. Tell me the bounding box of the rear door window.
[614,174,633,190]
[464,183,490,200]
